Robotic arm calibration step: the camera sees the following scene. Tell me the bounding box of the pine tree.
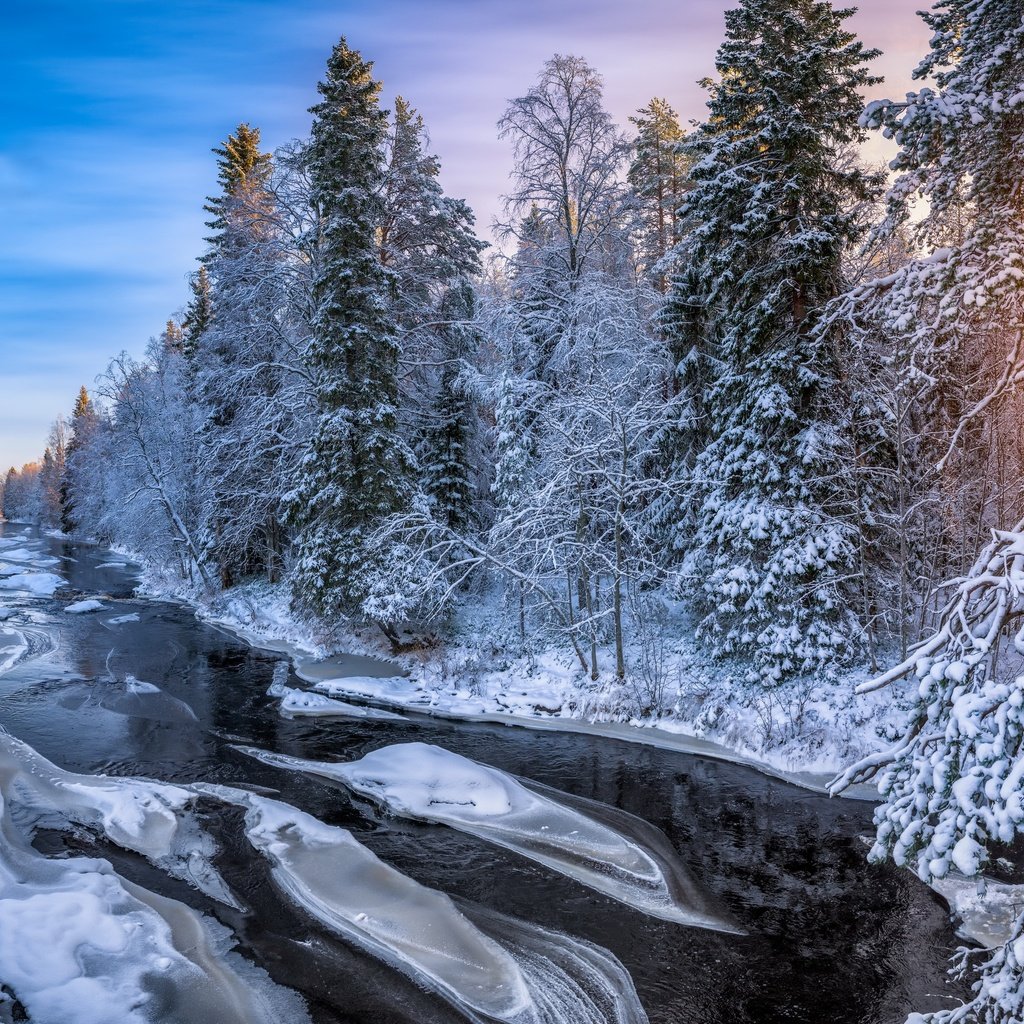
[289,38,415,626]
[628,98,690,290]
[678,0,883,682]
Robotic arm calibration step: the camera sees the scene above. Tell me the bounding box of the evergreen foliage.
[181,265,213,357]
[673,0,883,682]
[288,38,415,622]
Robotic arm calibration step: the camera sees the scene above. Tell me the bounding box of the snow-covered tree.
[37,419,68,528]
[674,0,883,683]
[421,280,485,533]
[193,123,309,586]
[831,4,1024,1021]
[181,265,213,357]
[61,386,97,533]
[86,346,212,587]
[1,464,42,523]
[288,38,416,630]
[376,95,487,532]
[498,55,631,308]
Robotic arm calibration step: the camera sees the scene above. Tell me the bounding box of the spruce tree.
[289,38,415,623]
[161,318,184,355]
[678,0,882,682]
[423,281,482,532]
[203,123,273,254]
[196,123,290,586]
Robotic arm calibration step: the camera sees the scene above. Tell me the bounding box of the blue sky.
[0,0,927,468]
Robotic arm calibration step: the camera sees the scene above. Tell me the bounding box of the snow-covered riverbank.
[166,577,900,791]
[0,523,1003,1015]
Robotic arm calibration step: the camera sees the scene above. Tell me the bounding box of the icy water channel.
[0,523,967,1023]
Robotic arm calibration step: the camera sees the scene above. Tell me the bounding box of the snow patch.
[65,599,105,614]
[106,613,141,625]
[272,684,406,721]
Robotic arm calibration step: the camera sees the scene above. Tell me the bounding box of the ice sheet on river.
[0,740,308,1023]
[0,546,60,566]
[240,742,738,932]
[197,783,648,1024]
[57,674,199,726]
[0,730,233,906]
[0,571,66,596]
[0,627,27,675]
[268,680,405,721]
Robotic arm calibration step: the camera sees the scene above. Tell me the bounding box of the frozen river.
[0,523,966,1023]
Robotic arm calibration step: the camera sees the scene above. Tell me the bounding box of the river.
[0,523,967,1023]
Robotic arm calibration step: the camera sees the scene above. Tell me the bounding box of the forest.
[4,1,1024,1019]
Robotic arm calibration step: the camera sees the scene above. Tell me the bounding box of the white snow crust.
[268,682,405,720]
[0,733,308,1023]
[0,572,66,596]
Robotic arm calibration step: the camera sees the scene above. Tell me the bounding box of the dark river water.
[0,524,967,1023]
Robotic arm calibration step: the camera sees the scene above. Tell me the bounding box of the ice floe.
[269,681,405,721]
[65,598,106,614]
[196,783,648,1024]
[0,731,230,905]
[239,742,738,932]
[0,572,66,596]
[106,612,141,625]
[0,736,308,1023]
[0,547,60,566]
[0,627,27,676]
[57,675,199,726]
